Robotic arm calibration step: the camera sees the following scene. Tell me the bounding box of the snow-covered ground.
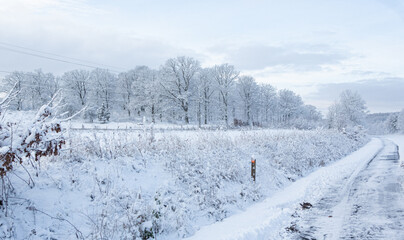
[0,124,369,239]
[285,137,404,240]
[385,135,404,166]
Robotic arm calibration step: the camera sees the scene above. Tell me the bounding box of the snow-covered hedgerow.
[3,128,368,239]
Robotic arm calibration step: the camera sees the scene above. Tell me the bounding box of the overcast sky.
[1,0,404,113]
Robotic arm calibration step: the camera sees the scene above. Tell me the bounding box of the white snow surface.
[385,134,404,165]
[0,123,369,239]
[186,138,383,240]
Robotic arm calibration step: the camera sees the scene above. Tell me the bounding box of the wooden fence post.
[251,157,256,182]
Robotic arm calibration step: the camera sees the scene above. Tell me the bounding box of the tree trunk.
[184,105,189,124]
[127,95,131,117]
[224,106,228,128]
[247,105,251,126]
[198,101,201,128]
[151,104,155,123]
[204,92,208,125]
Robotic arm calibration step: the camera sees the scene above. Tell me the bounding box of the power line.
[7,82,134,96]
[0,45,123,73]
[0,41,127,72]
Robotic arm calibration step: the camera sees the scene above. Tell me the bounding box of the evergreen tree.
[97,103,110,123]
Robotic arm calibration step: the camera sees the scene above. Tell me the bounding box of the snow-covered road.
[186,137,404,240]
[291,138,404,239]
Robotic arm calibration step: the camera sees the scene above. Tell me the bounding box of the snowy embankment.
[2,128,368,239]
[385,135,404,165]
[186,138,383,240]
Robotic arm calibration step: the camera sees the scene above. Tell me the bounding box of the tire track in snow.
[290,138,404,240]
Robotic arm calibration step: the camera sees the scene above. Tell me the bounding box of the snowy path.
[186,138,387,240]
[290,138,404,239]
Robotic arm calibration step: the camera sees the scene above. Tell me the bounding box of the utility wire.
[0,45,123,73]
[3,82,134,97]
[0,41,126,72]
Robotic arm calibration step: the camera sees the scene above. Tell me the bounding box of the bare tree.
[258,83,277,125]
[160,56,200,124]
[327,90,366,130]
[28,69,58,109]
[118,70,136,117]
[91,68,116,111]
[213,64,239,127]
[145,69,163,123]
[62,69,91,106]
[397,109,404,133]
[2,71,26,110]
[278,89,303,125]
[130,66,163,123]
[237,76,258,126]
[195,68,216,126]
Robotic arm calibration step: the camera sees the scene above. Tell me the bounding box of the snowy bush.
[0,91,67,238]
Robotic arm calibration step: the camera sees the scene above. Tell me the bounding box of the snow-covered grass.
[65,121,214,131]
[1,127,368,239]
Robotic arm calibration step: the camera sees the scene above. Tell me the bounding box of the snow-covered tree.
[60,69,91,117]
[97,103,110,123]
[160,56,200,124]
[1,71,26,110]
[28,69,58,109]
[195,68,216,126]
[327,90,367,130]
[117,70,136,118]
[278,89,303,126]
[213,64,239,127]
[91,68,116,112]
[385,113,399,133]
[294,104,322,129]
[237,76,258,126]
[62,69,91,107]
[327,101,341,129]
[397,109,404,133]
[258,83,277,125]
[130,66,163,123]
[339,90,367,126]
[0,56,325,126]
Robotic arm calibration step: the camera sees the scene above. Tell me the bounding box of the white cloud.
[308,78,404,113]
[219,44,348,71]
[0,0,404,113]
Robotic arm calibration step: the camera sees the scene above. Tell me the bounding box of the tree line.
[2,56,325,128]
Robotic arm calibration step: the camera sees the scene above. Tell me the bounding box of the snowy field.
[0,120,370,239]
